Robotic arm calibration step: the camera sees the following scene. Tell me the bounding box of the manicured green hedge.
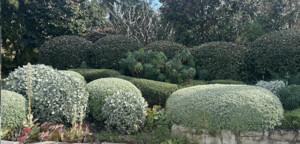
[39,35,92,69]
[166,84,283,131]
[145,41,186,58]
[60,70,86,83]
[178,80,245,88]
[249,29,300,80]
[70,69,121,82]
[191,42,247,80]
[89,35,143,69]
[117,75,179,106]
[1,90,27,128]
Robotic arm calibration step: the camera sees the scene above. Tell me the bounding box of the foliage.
[279,109,300,130]
[288,73,300,85]
[119,49,196,83]
[3,64,89,124]
[89,35,143,69]
[248,29,300,80]
[102,91,148,134]
[144,41,186,58]
[166,84,284,131]
[255,80,286,96]
[87,78,142,122]
[191,42,247,81]
[178,80,245,88]
[83,28,118,43]
[1,0,107,77]
[278,85,300,110]
[60,70,86,83]
[243,21,265,43]
[117,75,179,106]
[143,105,168,132]
[70,69,121,82]
[1,90,27,128]
[39,36,92,70]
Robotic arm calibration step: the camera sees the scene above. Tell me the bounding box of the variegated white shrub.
[255,80,286,96]
[3,64,89,124]
[102,91,148,134]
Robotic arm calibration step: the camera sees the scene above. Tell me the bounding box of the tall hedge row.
[144,41,187,58]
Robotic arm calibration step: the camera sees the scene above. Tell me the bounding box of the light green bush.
[70,69,122,82]
[3,64,89,124]
[102,92,148,134]
[60,70,86,83]
[166,84,284,131]
[1,90,27,128]
[87,78,142,121]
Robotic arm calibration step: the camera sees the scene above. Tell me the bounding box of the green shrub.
[255,80,286,96]
[102,92,148,134]
[117,75,179,106]
[60,70,86,83]
[289,73,300,85]
[39,35,92,70]
[191,42,247,80]
[70,69,121,82]
[89,35,143,69]
[280,109,300,130]
[207,80,245,85]
[1,90,27,128]
[87,78,141,121]
[145,41,187,58]
[3,64,89,124]
[249,29,300,80]
[278,85,300,110]
[166,84,283,131]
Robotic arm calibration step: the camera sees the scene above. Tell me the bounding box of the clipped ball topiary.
[60,70,86,83]
[277,85,300,110]
[89,35,143,69]
[191,42,247,80]
[3,64,89,124]
[39,35,92,70]
[166,84,283,131]
[249,29,300,80]
[145,41,186,58]
[102,91,148,134]
[87,78,142,121]
[1,90,27,128]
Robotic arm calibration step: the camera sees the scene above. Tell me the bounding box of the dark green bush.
[145,41,187,58]
[280,109,300,130]
[117,75,179,106]
[249,29,300,80]
[278,85,300,110]
[191,42,247,80]
[289,73,300,85]
[70,69,121,82]
[83,28,118,43]
[89,35,143,69]
[39,35,92,70]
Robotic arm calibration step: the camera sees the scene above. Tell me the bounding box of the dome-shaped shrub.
[39,35,92,70]
[89,35,143,69]
[3,64,89,124]
[191,42,247,80]
[60,70,86,83]
[145,41,186,58]
[1,90,27,128]
[166,84,283,131]
[249,29,300,80]
[102,91,148,134]
[278,85,300,110]
[87,78,142,121]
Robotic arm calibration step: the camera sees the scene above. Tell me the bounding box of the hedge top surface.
[1,90,27,128]
[39,35,92,70]
[166,84,283,131]
[60,70,86,83]
[145,40,187,58]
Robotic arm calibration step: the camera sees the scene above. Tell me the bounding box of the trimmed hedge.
[60,70,86,83]
[70,69,121,82]
[39,35,92,70]
[89,35,143,69]
[178,80,245,88]
[144,41,186,58]
[1,90,27,128]
[191,42,247,80]
[166,84,283,131]
[87,78,142,121]
[249,29,300,80]
[117,75,179,106]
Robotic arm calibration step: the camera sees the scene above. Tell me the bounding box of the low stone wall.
[171,124,300,144]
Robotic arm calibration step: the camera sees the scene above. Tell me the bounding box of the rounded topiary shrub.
[144,41,186,58]
[102,91,148,134]
[278,85,300,110]
[87,78,142,121]
[3,64,89,124]
[89,35,143,69]
[166,84,283,131]
[60,70,86,83]
[191,42,247,80]
[1,90,27,128]
[249,29,300,80]
[39,35,92,70]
